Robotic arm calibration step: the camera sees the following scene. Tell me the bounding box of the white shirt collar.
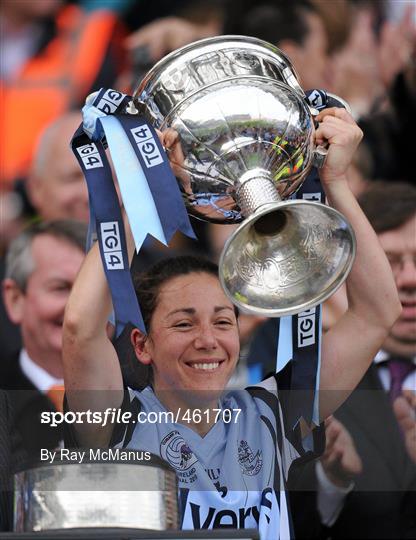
[19,349,64,393]
[373,350,416,365]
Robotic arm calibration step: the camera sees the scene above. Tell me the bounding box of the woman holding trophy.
[62,37,401,538]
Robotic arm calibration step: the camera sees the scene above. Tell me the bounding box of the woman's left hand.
[315,108,363,187]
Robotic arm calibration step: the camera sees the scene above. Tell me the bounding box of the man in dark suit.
[318,182,416,539]
[0,390,27,532]
[248,181,416,538]
[1,221,86,459]
[0,113,90,374]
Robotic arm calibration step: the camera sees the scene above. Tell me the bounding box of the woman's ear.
[130,328,152,365]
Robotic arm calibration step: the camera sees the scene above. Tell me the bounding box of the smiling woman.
[65,252,313,534]
[62,108,401,539]
[130,258,240,420]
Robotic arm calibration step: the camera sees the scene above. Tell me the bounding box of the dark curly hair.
[133,255,238,332]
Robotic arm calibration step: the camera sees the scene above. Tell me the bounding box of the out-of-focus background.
[1,0,415,224]
[0,0,415,380]
[1,0,415,367]
[0,1,415,535]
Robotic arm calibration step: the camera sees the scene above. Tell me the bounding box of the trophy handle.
[307,91,352,169]
[125,99,139,115]
[325,92,352,113]
[313,144,328,169]
[131,97,161,126]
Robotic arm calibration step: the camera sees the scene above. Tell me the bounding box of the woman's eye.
[216,319,233,326]
[173,321,192,328]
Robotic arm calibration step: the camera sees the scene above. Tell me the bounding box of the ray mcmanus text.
[40,448,152,464]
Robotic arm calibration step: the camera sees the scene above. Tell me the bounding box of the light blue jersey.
[111,372,324,539]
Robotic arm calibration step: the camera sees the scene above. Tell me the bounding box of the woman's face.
[138,272,240,400]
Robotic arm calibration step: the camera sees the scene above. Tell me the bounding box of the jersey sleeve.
[246,366,325,479]
[62,388,142,449]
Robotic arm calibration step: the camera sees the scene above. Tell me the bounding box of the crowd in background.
[0,0,415,537]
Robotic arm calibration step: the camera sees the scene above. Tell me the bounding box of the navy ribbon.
[71,126,145,337]
[288,306,322,427]
[82,87,132,141]
[81,88,132,252]
[115,115,195,243]
[71,87,196,343]
[305,88,328,111]
[275,87,336,427]
[276,168,323,428]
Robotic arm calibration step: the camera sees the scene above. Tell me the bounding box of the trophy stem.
[236,169,282,217]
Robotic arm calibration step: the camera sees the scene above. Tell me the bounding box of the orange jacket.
[1,5,125,186]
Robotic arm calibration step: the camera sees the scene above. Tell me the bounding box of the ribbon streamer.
[99,116,167,251]
[74,87,195,338]
[71,127,145,336]
[116,115,195,244]
[274,88,336,428]
[276,161,325,428]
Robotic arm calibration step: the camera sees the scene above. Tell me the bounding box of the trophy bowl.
[13,456,178,532]
[132,35,356,316]
[133,35,315,224]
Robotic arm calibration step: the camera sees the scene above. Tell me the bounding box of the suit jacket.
[0,390,13,532]
[0,390,27,532]
[248,320,416,539]
[322,366,416,539]
[1,353,62,460]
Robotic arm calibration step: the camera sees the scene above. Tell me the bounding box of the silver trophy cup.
[14,458,179,532]
[133,35,356,316]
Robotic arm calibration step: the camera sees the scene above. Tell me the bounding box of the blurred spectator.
[0,0,127,187]
[79,0,134,15]
[27,112,89,223]
[123,2,223,90]
[0,112,89,378]
[224,0,336,90]
[0,389,14,531]
[311,0,352,54]
[330,1,415,184]
[1,221,86,457]
[125,14,222,66]
[288,415,363,539]
[331,1,415,118]
[121,0,202,31]
[249,181,416,539]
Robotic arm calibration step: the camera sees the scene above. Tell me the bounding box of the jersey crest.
[238,440,263,476]
[160,430,198,471]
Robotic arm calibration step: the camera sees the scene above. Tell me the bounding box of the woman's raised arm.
[62,217,135,446]
[317,108,401,418]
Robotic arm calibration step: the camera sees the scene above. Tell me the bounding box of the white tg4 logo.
[100,221,124,270]
[130,125,163,168]
[297,307,316,348]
